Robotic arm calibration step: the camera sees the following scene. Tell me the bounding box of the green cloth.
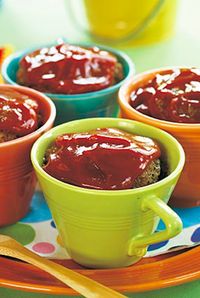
[0,0,199,297]
[0,280,199,298]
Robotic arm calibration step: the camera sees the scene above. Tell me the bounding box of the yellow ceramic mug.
[67,0,178,46]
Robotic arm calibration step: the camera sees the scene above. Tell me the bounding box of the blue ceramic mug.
[2,43,134,125]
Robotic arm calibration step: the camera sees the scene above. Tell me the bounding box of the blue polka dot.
[148,240,169,251]
[20,191,52,223]
[51,220,56,228]
[191,227,200,243]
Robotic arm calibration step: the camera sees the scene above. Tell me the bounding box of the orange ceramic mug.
[0,85,56,226]
[118,67,200,208]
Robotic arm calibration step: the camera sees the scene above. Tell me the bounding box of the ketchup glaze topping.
[43,128,160,190]
[0,89,39,137]
[17,44,124,94]
[130,68,200,123]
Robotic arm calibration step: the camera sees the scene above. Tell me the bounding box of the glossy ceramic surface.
[0,84,56,226]
[2,44,134,125]
[118,67,200,208]
[31,118,184,268]
[0,246,199,295]
[67,0,178,46]
[0,235,127,298]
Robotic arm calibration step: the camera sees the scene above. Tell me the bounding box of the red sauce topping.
[0,89,39,136]
[130,68,200,123]
[17,44,123,94]
[43,128,160,190]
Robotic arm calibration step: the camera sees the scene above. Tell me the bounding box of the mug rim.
[0,84,56,148]
[2,43,135,99]
[118,66,200,131]
[31,117,185,196]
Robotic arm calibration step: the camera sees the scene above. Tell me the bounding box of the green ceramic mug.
[31,118,184,268]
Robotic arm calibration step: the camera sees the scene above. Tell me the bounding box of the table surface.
[0,0,200,297]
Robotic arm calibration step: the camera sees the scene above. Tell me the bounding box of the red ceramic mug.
[0,84,56,226]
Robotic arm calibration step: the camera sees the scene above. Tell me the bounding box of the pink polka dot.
[32,242,55,254]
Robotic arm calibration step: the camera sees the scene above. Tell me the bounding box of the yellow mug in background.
[67,0,179,46]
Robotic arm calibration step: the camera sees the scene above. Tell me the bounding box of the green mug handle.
[128,195,183,257]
